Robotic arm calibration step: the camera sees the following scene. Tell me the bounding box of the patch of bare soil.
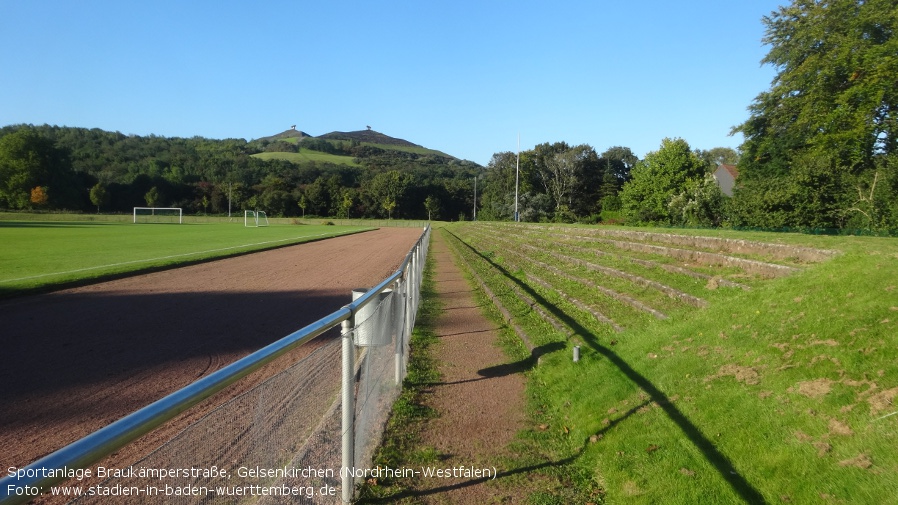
[867,386,898,415]
[838,454,873,469]
[794,379,835,398]
[828,418,853,436]
[0,227,422,504]
[706,364,761,385]
[403,231,529,504]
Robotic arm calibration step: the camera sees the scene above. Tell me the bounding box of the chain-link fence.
[73,335,344,505]
[0,227,429,505]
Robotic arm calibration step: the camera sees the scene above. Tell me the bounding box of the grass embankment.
[251,150,361,166]
[0,221,373,297]
[441,223,898,504]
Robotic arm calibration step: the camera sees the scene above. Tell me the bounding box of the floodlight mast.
[473,176,478,221]
[514,133,520,222]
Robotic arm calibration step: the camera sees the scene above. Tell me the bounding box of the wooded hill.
[0,124,481,220]
[252,129,456,168]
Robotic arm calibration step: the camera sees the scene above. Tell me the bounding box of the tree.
[424,195,440,220]
[338,189,353,218]
[369,170,409,219]
[145,186,161,207]
[89,182,108,213]
[600,146,639,186]
[30,186,49,207]
[667,174,726,227]
[0,128,73,209]
[479,152,519,220]
[298,194,308,218]
[620,138,708,224]
[734,0,898,177]
[696,147,740,167]
[529,142,571,214]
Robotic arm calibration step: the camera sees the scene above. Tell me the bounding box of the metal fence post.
[341,318,355,504]
[394,279,404,385]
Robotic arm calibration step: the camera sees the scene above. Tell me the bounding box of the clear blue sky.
[1,0,784,166]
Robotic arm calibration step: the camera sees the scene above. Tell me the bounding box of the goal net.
[244,210,270,227]
[133,207,183,224]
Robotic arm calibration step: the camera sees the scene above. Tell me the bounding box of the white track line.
[1,231,345,284]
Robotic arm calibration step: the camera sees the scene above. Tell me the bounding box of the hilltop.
[259,128,312,141]
[318,129,421,148]
[257,128,418,148]
[251,127,460,166]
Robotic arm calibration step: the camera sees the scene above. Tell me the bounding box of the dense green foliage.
[0,124,480,220]
[477,143,637,223]
[0,128,85,210]
[730,0,898,232]
[620,138,722,226]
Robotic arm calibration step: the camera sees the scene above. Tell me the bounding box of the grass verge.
[356,246,442,503]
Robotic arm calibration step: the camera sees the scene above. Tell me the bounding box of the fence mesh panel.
[72,334,344,505]
[63,228,428,505]
[353,284,404,474]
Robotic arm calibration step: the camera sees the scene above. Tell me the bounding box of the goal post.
[133,207,183,224]
[244,210,269,227]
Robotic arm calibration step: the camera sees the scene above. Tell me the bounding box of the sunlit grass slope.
[445,222,898,504]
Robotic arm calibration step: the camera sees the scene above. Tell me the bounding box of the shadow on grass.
[360,398,652,503]
[444,230,768,505]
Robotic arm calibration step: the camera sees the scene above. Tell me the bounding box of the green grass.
[0,220,373,297]
[316,138,453,158]
[250,150,361,166]
[252,139,453,167]
[445,222,898,504]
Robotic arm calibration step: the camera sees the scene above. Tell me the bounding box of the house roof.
[717,164,739,179]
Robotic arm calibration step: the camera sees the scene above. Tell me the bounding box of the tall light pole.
[473,175,478,221]
[514,133,520,222]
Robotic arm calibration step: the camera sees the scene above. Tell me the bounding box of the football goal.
[133,207,183,224]
[244,210,270,227]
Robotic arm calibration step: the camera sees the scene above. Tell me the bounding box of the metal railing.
[0,225,430,505]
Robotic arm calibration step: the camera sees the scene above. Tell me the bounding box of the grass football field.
[0,220,373,297]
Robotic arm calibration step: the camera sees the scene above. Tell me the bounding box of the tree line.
[0,124,481,220]
[480,0,898,234]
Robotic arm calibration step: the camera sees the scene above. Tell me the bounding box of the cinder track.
[0,227,422,503]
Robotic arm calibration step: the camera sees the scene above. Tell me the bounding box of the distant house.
[713,164,739,196]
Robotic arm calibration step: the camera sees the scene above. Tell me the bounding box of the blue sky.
[1,1,784,166]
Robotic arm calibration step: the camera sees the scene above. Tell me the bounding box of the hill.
[319,129,420,148]
[255,128,312,142]
[252,128,456,163]
[0,123,481,219]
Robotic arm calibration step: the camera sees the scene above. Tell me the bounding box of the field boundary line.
[0,231,354,284]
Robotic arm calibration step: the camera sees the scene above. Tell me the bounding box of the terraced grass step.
[544,226,839,263]
[488,225,753,290]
